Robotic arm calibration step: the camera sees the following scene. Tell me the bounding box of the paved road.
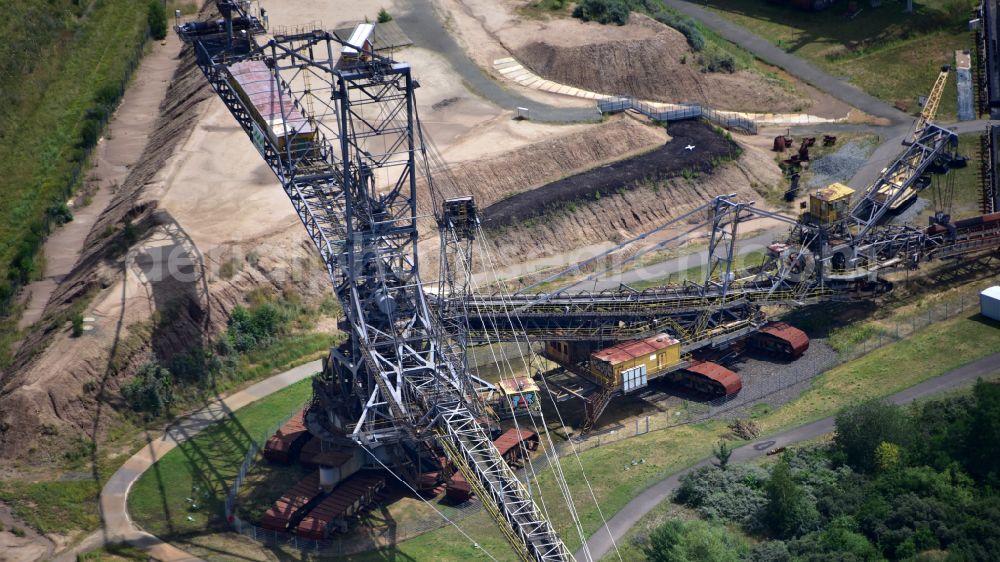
[578,351,1000,561]
[55,361,322,562]
[660,0,910,124]
[847,119,992,192]
[397,0,601,123]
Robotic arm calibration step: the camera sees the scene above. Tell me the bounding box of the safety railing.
[599,97,758,135]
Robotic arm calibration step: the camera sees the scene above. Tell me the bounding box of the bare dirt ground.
[421,116,668,214]
[17,35,183,330]
[482,121,739,228]
[0,503,52,562]
[447,0,853,117]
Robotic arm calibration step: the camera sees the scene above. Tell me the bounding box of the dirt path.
[17,34,184,330]
[578,351,1000,561]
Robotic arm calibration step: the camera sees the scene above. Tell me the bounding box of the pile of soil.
[482,120,738,229]
[476,132,781,269]
[416,117,666,216]
[512,14,806,113]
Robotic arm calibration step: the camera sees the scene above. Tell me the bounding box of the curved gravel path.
[577,351,1000,561]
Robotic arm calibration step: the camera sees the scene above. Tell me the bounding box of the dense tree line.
[645,381,1000,561]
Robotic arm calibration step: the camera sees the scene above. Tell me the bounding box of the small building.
[589,333,681,393]
[981,286,1000,321]
[809,182,854,223]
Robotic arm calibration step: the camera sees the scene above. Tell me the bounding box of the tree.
[964,380,1000,485]
[764,460,817,539]
[645,519,748,562]
[377,8,392,23]
[147,0,168,40]
[714,440,733,470]
[834,399,910,473]
[122,361,174,416]
[874,441,901,472]
[71,313,84,337]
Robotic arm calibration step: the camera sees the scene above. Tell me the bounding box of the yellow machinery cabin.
[809,182,855,224]
[543,340,593,365]
[589,334,681,392]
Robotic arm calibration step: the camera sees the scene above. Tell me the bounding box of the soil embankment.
[475,127,781,271]
[510,14,807,113]
[419,116,667,214]
[482,120,739,228]
[0,43,330,465]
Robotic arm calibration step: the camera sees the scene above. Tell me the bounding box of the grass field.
[702,0,976,117]
[0,324,330,539]
[0,479,101,535]
[0,0,150,367]
[128,378,314,538]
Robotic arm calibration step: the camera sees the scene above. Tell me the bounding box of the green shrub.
[94,82,121,107]
[834,399,910,473]
[652,9,704,51]
[71,313,84,337]
[644,518,749,562]
[675,464,768,527]
[122,361,173,416]
[47,202,73,226]
[147,0,167,40]
[79,119,100,148]
[377,8,392,23]
[703,50,736,74]
[572,0,630,25]
[225,302,289,352]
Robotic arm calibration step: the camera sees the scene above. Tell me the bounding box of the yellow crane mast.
[911,64,951,142]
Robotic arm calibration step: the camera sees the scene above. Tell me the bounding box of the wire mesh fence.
[222,293,984,554]
[536,292,982,460]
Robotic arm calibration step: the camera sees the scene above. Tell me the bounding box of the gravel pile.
[807,140,874,189]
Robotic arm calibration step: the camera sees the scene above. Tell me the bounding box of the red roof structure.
[591,333,678,365]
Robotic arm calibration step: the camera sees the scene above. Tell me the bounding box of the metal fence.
[599,97,758,135]
[0,26,150,314]
[223,292,985,553]
[536,291,983,458]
